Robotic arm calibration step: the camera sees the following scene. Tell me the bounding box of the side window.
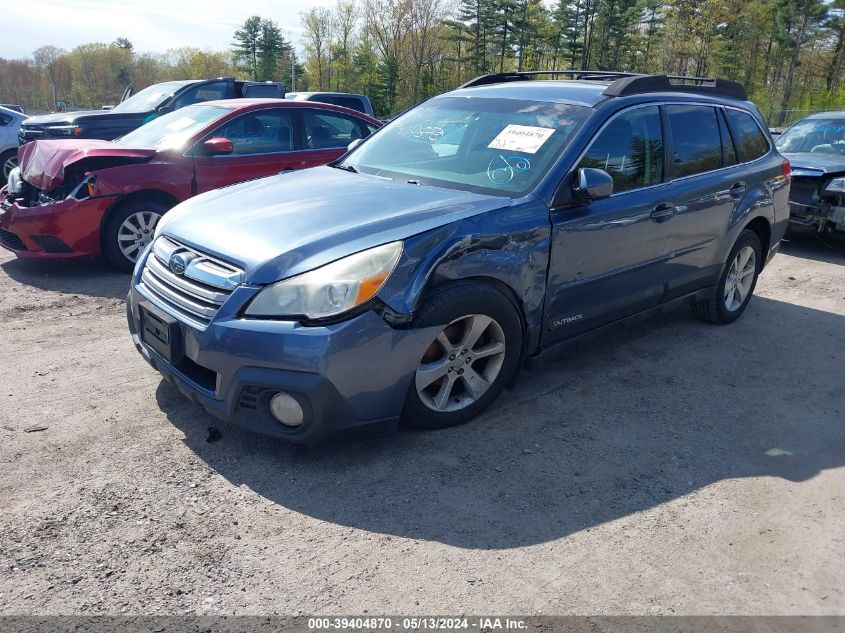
[718,109,738,167]
[303,110,362,149]
[212,109,295,155]
[325,96,364,113]
[0,113,10,126]
[172,81,229,110]
[667,105,722,177]
[578,105,663,194]
[726,109,769,162]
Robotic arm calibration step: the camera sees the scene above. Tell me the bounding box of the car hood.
[22,109,137,127]
[782,152,845,177]
[18,139,156,191]
[157,166,512,284]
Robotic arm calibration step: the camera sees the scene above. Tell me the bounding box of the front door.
[192,108,305,194]
[544,104,675,344]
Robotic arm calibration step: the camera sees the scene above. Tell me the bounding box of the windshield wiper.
[406,179,422,185]
[333,163,358,173]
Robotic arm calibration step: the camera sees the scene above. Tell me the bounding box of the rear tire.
[402,280,523,430]
[692,229,762,324]
[102,199,170,271]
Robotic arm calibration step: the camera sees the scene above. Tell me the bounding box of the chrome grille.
[138,237,244,328]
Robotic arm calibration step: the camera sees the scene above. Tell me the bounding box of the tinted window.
[172,81,229,110]
[667,105,722,177]
[0,113,10,126]
[718,109,738,166]
[726,109,769,161]
[213,109,295,155]
[321,96,365,112]
[304,110,362,149]
[242,83,283,98]
[578,105,663,193]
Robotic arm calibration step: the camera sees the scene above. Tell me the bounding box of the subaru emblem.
[169,252,194,275]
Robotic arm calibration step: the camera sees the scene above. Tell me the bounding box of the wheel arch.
[742,215,772,270]
[99,189,180,252]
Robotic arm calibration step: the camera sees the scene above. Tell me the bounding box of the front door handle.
[650,203,677,220]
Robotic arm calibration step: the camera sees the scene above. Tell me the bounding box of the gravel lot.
[0,231,843,616]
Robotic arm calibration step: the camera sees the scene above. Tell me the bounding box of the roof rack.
[458,70,748,101]
[459,70,640,89]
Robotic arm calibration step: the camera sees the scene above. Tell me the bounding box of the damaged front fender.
[377,199,552,354]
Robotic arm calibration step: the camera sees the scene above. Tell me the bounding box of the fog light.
[269,392,304,427]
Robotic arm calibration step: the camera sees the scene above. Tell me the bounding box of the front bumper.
[0,194,116,258]
[127,261,440,444]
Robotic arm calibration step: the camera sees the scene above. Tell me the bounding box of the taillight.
[781,159,791,182]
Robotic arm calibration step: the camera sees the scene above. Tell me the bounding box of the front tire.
[102,199,170,271]
[402,281,523,430]
[693,229,762,324]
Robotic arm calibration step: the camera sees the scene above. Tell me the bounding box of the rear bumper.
[0,195,116,258]
[126,267,440,443]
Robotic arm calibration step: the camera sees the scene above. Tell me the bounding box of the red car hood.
[18,140,156,191]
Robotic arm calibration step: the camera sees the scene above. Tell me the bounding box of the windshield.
[111,81,191,114]
[340,96,592,196]
[114,105,231,150]
[776,118,845,156]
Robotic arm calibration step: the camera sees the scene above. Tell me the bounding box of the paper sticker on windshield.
[165,117,196,132]
[488,125,555,154]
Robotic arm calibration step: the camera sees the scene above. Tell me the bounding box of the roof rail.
[458,70,748,101]
[459,70,640,89]
[603,74,747,100]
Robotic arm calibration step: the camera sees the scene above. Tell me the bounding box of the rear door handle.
[730,181,747,198]
[650,203,676,220]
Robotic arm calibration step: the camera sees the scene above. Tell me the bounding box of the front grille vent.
[137,237,244,328]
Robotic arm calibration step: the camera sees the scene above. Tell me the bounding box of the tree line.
[1,0,843,124]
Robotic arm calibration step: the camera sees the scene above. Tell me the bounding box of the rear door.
[191,107,305,194]
[545,104,675,343]
[298,108,369,166]
[659,104,747,296]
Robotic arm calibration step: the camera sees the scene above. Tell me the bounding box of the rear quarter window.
[726,109,770,162]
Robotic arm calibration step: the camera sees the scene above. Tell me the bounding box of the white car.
[0,105,25,186]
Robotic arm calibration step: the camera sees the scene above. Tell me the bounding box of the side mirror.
[203,137,233,156]
[347,138,362,152]
[573,167,614,200]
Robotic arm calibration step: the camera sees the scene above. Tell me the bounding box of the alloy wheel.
[117,211,161,262]
[724,245,756,311]
[414,313,507,412]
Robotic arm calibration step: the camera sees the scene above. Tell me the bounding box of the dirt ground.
[0,231,843,616]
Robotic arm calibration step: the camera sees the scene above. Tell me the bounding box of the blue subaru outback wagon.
[127,71,791,443]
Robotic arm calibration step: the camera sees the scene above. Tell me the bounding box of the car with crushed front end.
[126,71,791,444]
[775,111,845,234]
[1,99,380,269]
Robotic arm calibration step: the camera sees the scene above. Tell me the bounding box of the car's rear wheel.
[693,229,762,324]
[102,199,170,271]
[402,281,522,430]
[0,150,17,186]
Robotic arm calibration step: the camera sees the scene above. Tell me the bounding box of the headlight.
[245,241,403,320]
[45,124,83,136]
[6,167,22,195]
[824,177,845,194]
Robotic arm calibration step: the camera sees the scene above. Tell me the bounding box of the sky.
[1,0,335,58]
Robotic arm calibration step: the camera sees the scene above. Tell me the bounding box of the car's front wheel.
[402,281,523,430]
[102,199,170,271]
